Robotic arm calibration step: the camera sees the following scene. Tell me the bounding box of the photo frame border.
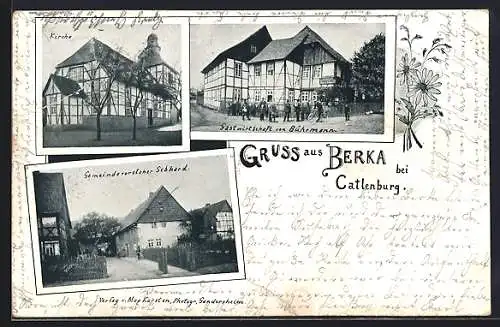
[24,148,246,295]
[34,15,192,155]
[189,14,397,143]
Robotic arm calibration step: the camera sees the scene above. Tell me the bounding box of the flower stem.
[410,126,423,148]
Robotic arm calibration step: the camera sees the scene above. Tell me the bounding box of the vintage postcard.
[190,15,396,142]
[12,10,490,318]
[35,15,190,155]
[24,149,245,294]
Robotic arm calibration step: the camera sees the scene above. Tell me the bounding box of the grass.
[43,127,182,147]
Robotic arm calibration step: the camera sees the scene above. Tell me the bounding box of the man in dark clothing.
[315,101,324,122]
[294,100,301,122]
[283,100,291,122]
[242,100,251,121]
[344,103,351,121]
[269,102,277,122]
[227,101,233,116]
[301,101,308,121]
[259,100,267,121]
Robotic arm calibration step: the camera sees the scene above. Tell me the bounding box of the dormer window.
[250,44,257,53]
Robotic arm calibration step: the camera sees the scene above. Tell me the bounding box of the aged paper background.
[12,10,489,316]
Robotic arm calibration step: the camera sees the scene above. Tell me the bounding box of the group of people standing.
[225,98,351,123]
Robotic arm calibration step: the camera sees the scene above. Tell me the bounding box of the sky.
[36,155,232,223]
[190,23,385,90]
[42,23,181,86]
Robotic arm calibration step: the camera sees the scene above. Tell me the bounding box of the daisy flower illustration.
[408,67,442,107]
[396,53,421,87]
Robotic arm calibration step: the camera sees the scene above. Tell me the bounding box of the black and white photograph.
[190,16,396,142]
[25,149,244,294]
[36,16,190,155]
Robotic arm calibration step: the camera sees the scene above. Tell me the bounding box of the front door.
[147,109,153,127]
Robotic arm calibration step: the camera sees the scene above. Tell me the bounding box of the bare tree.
[82,43,128,141]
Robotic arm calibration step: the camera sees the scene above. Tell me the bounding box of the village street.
[43,122,183,147]
[45,257,198,287]
[190,103,384,134]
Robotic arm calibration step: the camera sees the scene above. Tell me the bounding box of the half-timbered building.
[42,34,181,130]
[114,186,191,257]
[32,171,73,263]
[201,25,351,112]
[200,26,272,110]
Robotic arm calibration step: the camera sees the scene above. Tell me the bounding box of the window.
[235,62,242,78]
[255,65,261,76]
[254,89,261,102]
[215,212,234,239]
[288,90,295,102]
[234,88,242,102]
[161,222,167,228]
[267,63,274,76]
[250,44,257,53]
[42,241,60,256]
[303,66,310,79]
[152,222,157,229]
[301,92,309,102]
[148,239,154,248]
[313,65,322,79]
[267,90,273,102]
[41,216,58,237]
[156,239,162,247]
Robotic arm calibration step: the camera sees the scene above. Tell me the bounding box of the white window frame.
[267,63,274,76]
[235,62,242,78]
[156,238,162,247]
[254,89,261,102]
[303,66,310,79]
[250,44,257,53]
[255,65,261,76]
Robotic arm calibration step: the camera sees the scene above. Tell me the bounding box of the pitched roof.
[43,74,86,97]
[247,35,306,64]
[56,38,135,69]
[201,26,272,74]
[190,200,232,228]
[116,186,191,233]
[52,38,178,101]
[247,25,349,64]
[296,26,349,63]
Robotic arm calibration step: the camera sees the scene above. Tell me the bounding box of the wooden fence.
[41,255,108,285]
[167,239,237,272]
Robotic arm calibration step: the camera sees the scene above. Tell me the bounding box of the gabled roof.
[296,26,349,64]
[201,26,272,74]
[116,186,191,233]
[42,74,86,97]
[247,35,306,64]
[247,25,349,64]
[190,199,232,228]
[56,38,135,69]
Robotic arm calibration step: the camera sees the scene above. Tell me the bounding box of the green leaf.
[430,57,441,63]
[423,48,427,57]
[432,37,442,45]
[414,34,423,39]
[443,43,452,48]
[401,37,409,41]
